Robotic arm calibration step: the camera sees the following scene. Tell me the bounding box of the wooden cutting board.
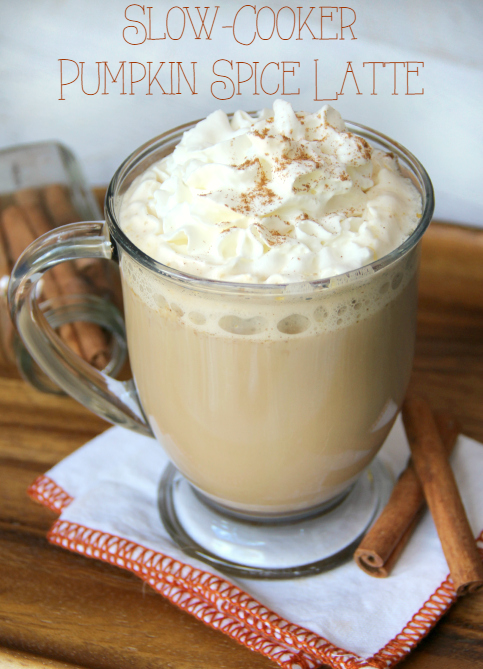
[1,201,483,669]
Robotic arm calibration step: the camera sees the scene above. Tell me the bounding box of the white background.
[1,0,482,226]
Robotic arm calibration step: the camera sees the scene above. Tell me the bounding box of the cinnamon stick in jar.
[403,397,483,596]
[43,184,79,227]
[18,195,112,370]
[1,202,111,370]
[42,184,121,308]
[1,204,83,359]
[354,412,460,578]
[13,190,91,296]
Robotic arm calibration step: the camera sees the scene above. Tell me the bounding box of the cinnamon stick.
[14,187,43,208]
[43,183,79,227]
[42,184,121,308]
[15,194,90,295]
[21,198,112,370]
[354,412,459,577]
[1,204,83,359]
[1,203,111,370]
[34,186,114,369]
[402,396,483,596]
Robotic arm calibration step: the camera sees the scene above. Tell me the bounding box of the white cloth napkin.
[29,417,483,669]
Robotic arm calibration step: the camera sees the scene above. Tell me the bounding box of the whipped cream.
[120,101,421,284]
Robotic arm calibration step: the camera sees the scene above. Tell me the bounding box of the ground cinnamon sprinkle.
[266,229,287,246]
[252,128,270,140]
[231,157,280,216]
[356,137,372,161]
[220,225,236,234]
[237,158,257,171]
[212,107,371,240]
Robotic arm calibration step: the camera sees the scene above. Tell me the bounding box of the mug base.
[158,458,393,579]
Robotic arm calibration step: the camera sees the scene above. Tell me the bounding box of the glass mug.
[9,120,433,578]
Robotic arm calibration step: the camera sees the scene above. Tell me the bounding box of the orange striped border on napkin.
[29,473,470,669]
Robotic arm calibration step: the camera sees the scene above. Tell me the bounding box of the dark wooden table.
[1,216,483,669]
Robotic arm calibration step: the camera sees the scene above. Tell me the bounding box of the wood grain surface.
[1,213,483,669]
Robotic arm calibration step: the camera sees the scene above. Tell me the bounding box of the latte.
[119,101,421,516]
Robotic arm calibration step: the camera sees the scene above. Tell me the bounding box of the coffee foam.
[121,246,419,343]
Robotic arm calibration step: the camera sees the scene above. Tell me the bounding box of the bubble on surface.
[154,294,168,309]
[189,312,206,325]
[219,315,266,335]
[121,245,418,342]
[277,314,310,335]
[314,306,328,322]
[171,303,184,317]
[379,282,389,295]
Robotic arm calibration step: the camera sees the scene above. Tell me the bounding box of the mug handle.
[8,221,152,437]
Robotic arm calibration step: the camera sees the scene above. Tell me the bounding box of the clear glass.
[9,120,434,577]
[0,141,125,390]
[15,293,126,395]
[0,141,100,216]
[120,237,419,518]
